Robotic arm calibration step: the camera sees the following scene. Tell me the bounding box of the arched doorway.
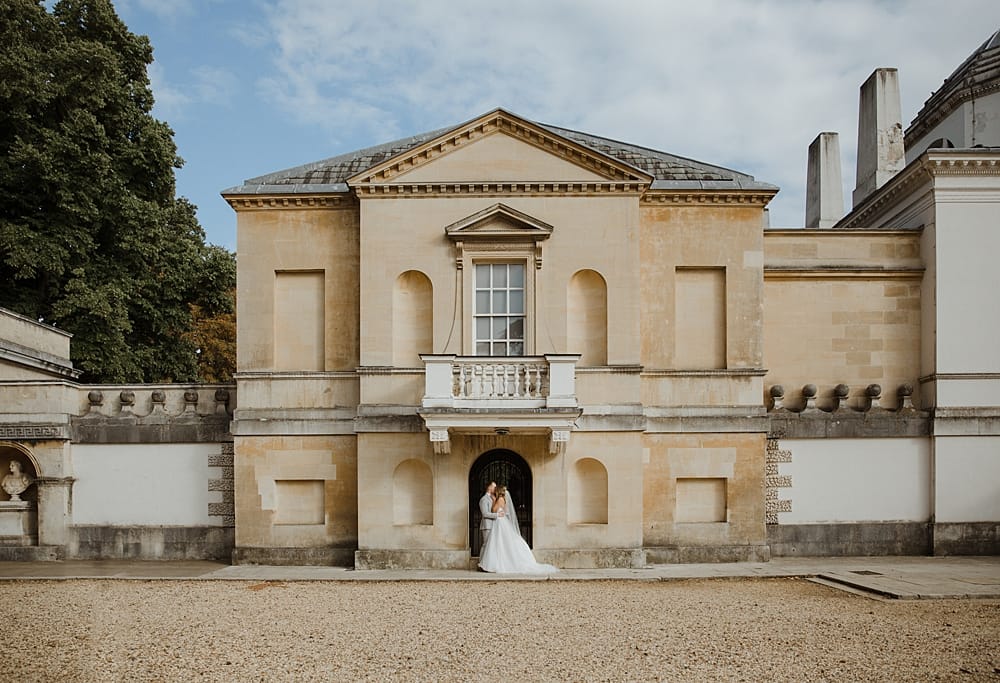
[468,449,532,556]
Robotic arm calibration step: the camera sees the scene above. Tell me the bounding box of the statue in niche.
[2,461,33,502]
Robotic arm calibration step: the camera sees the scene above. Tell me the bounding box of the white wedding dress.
[479,493,557,574]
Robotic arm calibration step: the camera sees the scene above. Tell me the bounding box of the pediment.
[444,204,553,242]
[348,109,652,187]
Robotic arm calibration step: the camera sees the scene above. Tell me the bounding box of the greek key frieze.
[0,424,64,439]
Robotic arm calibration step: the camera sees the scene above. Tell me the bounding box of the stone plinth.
[0,501,37,546]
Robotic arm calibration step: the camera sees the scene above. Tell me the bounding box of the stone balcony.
[418,354,581,454]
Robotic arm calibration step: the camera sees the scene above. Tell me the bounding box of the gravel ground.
[1,578,997,682]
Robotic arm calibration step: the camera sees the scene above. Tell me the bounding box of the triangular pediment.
[445,203,553,241]
[348,109,652,186]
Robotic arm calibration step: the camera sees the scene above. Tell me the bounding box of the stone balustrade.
[421,354,580,409]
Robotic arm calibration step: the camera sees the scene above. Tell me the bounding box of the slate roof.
[906,27,1000,143]
[224,111,776,195]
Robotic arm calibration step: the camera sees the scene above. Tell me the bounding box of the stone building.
[1,30,997,564]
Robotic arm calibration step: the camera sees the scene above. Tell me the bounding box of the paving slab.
[0,556,997,599]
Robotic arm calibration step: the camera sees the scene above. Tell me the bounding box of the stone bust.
[2,461,33,502]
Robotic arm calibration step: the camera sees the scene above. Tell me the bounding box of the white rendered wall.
[934,192,1000,376]
[778,438,930,524]
[934,436,1000,522]
[72,444,221,525]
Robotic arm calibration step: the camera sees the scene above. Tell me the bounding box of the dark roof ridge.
[540,122,761,182]
[224,108,778,194]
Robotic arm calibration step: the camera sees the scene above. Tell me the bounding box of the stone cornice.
[348,109,653,186]
[352,181,647,198]
[640,190,777,207]
[835,150,1000,230]
[763,266,924,280]
[763,228,921,237]
[641,368,768,378]
[923,154,1000,176]
[0,343,81,380]
[222,194,355,211]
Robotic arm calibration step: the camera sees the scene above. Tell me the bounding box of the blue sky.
[114,0,1000,250]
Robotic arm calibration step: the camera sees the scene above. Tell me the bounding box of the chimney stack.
[805,132,844,228]
[853,68,904,208]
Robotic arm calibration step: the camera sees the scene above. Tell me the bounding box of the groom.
[478,481,504,549]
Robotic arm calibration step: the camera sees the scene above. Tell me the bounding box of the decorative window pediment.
[444,203,553,242]
[445,204,551,271]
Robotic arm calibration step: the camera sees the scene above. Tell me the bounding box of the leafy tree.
[0,0,235,382]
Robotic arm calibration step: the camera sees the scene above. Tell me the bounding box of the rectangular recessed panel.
[274,271,325,371]
[274,480,325,526]
[675,268,726,369]
[675,477,727,523]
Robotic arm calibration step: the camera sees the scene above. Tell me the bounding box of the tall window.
[475,263,524,356]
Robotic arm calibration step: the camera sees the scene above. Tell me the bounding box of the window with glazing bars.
[474,263,524,356]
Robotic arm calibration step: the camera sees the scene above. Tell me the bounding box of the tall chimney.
[853,68,904,208]
[805,132,844,228]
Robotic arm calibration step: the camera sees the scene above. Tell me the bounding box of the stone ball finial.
[119,390,135,406]
[769,385,785,398]
[214,388,230,404]
[183,390,199,404]
[898,383,913,397]
[87,390,104,406]
[833,383,850,398]
[802,384,817,398]
[866,384,882,398]
[151,390,166,404]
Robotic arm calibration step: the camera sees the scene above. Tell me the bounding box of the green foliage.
[0,0,235,383]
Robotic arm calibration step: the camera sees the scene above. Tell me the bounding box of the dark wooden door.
[469,449,532,556]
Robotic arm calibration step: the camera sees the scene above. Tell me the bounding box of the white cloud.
[192,66,239,105]
[148,62,239,119]
[148,62,192,119]
[255,0,1000,226]
[131,0,198,20]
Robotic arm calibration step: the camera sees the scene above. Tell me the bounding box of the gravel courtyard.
[2,578,997,682]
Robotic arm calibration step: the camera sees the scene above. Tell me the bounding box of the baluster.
[513,364,522,398]
[525,365,536,398]
[472,365,482,398]
[491,364,501,398]
[535,365,545,397]
[458,364,467,398]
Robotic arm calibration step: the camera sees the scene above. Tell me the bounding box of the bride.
[479,485,557,574]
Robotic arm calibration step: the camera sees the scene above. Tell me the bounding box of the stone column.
[853,68,904,207]
[805,132,844,228]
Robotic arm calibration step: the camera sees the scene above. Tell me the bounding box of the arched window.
[393,271,433,366]
[567,269,608,366]
[393,459,433,525]
[569,457,608,524]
